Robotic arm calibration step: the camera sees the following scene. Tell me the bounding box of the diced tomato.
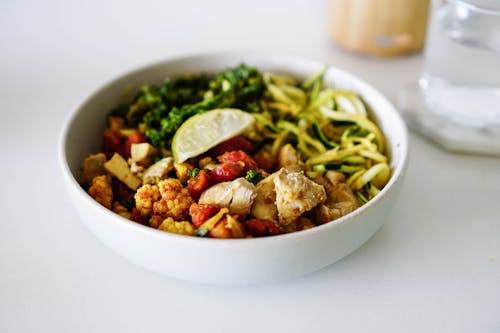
[186,170,211,200]
[124,130,147,157]
[189,203,220,229]
[129,208,149,225]
[252,152,276,173]
[102,129,127,159]
[208,136,253,157]
[245,219,283,237]
[217,150,258,172]
[209,162,244,184]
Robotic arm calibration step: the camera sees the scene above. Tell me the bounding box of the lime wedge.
[172,108,255,163]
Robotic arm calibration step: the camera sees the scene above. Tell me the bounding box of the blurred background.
[0,0,423,113]
[1,1,499,332]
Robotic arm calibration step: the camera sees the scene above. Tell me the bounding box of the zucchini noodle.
[251,68,391,202]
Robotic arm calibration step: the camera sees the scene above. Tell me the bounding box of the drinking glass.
[399,0,500,155]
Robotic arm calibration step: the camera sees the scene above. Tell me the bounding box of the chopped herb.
[188,168,200,178]
[123,64,265,150]
[245,170,264,184]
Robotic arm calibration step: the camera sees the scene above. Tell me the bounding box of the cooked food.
[273,168,327,227]
[199,178,257,216]
[80,64,391,238]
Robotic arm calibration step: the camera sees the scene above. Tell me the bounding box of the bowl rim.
[58,51,409,248]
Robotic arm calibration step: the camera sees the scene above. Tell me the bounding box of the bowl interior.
[64,52,406,188]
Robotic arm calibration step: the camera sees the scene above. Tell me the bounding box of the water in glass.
[420,0,500,128]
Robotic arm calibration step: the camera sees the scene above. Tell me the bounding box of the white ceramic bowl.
[59,52,408,285]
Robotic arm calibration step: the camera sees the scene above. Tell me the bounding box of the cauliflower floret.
[148,215,164,228]
[152,179,194,221]
[135,178,194,221]
[158,217,195,236]
[88,175,113,209]
[134,184,161,216]
[157,178,183,198]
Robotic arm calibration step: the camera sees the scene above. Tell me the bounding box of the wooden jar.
[328,0,430,56]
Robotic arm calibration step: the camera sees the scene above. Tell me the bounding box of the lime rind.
[172,108,255,163]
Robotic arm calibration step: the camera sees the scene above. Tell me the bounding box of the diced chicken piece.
[81,153,107,185]
[274,168,326,226]
[309,201,359,224]
[277,144,304,171]
[315,174,360,208]
[334,201,359,216]
[324,170,346,184]
[312,175,330,189]
[103,153,142,190]
[308,174,360,224]
[250,173,278,221]
[308,204,333,224]
[129,162,144,175]
[142,157,174,184]
[284,217,316,233]
[325,182,360,207]
[199,178,256,216]
[130,142,157,166]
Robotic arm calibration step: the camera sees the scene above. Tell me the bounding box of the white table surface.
[1,1,499,332]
